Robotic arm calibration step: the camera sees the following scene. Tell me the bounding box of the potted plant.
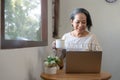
[44,55,61,74]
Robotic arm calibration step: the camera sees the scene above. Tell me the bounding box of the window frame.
[0,0,48,49]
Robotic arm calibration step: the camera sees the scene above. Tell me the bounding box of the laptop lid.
[65,51,102,73]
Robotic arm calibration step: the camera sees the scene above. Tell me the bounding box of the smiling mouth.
[78,28,85,31]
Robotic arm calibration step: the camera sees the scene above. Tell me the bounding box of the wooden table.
[40,70,112,80]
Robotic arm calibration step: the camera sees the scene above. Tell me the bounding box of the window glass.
[5,0,42,41]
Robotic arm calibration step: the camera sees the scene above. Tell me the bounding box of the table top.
[40,70,112,80]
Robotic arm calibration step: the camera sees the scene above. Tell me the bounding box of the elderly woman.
[52,8,102,69]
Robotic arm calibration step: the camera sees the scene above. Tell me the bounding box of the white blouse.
[62,32,102,51]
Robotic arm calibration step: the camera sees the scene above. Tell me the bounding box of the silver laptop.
[65,51,102,73]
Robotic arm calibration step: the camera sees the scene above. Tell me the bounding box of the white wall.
[0,0,53,80]
[59,0,120,80]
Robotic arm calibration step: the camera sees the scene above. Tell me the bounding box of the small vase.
[44,66,57,74]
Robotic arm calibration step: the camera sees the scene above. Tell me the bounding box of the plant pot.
[44,66,57,74]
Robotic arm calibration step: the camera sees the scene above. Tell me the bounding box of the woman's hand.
[52,41,56,49]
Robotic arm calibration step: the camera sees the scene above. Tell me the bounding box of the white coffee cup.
[56,39,64,49]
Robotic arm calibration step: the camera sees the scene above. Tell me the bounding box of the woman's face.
[71,13,87,33]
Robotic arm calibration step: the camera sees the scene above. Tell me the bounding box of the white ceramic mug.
[56,39,64,49]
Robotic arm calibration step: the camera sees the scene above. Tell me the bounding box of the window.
[0,0,48,49]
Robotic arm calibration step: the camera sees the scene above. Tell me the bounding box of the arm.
[52,34,66,69]
[91,34,102,51]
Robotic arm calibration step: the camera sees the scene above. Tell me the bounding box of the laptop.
[65,51,102,73]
